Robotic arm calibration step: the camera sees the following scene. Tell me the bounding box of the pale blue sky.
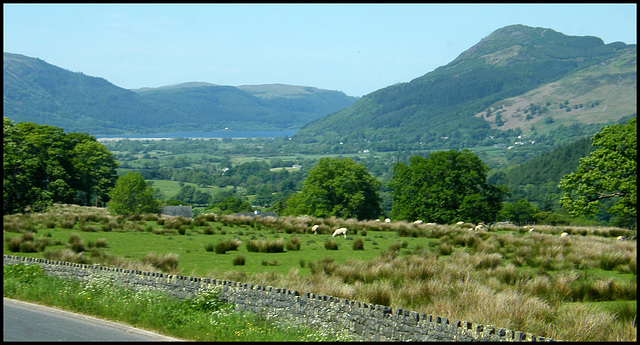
[3,3,637,97]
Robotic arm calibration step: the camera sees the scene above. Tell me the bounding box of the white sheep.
[385,218,391,223]
[528,228,535,234]
[616,235,625,240]
[474,223,485,231]
[560,232,569,238]
[413,220,423,225]
[332,227,348,238]
[425,222,437,226]
[311,225,320,234]
[456,221,465,225]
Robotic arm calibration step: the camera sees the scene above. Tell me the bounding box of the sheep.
[311,225,320,234]
[385,218,391,223]
[413,220,423,225]
[616,235,625,240]
[474,223,485,231]
[560,232,569,238]
[332,227,348,238]
[456,221,465,225]
[528,228,535,234]
[425,222,437,226]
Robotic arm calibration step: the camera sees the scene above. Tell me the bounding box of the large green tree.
[3,119,118,214]
[559,117,636,223]
[389,150,506,224]
[293,157,381,220]
[107,172,160,216]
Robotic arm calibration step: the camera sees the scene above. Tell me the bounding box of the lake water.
[96,130,297,141]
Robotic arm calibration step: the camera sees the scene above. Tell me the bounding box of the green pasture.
[3,221,437,278]
[148,180,228,200]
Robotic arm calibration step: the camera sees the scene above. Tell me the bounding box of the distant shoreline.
[95,130,297,142]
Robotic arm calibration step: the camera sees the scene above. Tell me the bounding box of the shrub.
[205,243,214,252]
[67,234,85,253]
[94,238,108,248]
[261,259,280,266]
[60,219,76,229]
[438,243,453,255]
[215,239,242,254]
[325,239,339,250]
[233,255,246,266]
[247,238,284,253]
[352,237,365,250]
[14,240,35,253]
[6,237,21,252]
[140,253,179,273]
[35,237,51,252]
[287,236,301,251]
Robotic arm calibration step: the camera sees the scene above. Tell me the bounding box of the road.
[3,298,181,341]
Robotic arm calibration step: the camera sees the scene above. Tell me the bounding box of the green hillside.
[3,54,358,135]
[292,25,636,152]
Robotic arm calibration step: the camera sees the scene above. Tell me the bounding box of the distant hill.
[292,25,636,151]
[3,53,358,134]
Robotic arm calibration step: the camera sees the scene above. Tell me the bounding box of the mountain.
[3,52,166,134]
[3,53,358,134]
[132,83,356,131]
[292,25,636,151]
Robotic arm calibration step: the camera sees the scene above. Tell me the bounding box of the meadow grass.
[3,204,636,341]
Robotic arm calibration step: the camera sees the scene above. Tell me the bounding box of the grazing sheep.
[311,225,320,234]
[528,228,535,234]
[413,220,423,225]
[456,221,465,225]
[332,227,348,238]
[616,235,625,240]
[426,222,437,226]
[385,218,391,223]
[474,223,485,231]
[560,232,569,238]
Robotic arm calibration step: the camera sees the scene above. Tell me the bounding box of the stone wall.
[4,255,553,342]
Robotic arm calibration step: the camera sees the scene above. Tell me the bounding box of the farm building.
[162,206,193,218]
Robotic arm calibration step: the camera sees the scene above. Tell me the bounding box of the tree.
[71,136,118,206]
[559,117,636,223]
[3,119,118,214]
[389,150,506,224]
[298,157,381,220]
[498,199,539,225]
[107,172,160,216]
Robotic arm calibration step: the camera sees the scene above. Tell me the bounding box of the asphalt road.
[3,298,181,341]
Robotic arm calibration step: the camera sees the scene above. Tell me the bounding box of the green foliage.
[297,157,382,220]
[389,150,506,224]
[206,196,253,215]
[499,199,539,225]
[559,117,636,223]
[3,118,118,214]
[493,136,594,211]
[107,172,160,216]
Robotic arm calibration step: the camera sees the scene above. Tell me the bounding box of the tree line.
[4,117,636,228]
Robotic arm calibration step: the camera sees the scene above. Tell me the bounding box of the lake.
[95,130,297,141]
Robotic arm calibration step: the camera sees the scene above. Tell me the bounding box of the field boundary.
[4,255,554,341]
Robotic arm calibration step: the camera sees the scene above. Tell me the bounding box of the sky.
[3,3,637,97]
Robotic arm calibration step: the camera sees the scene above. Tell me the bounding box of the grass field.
[3,204,637,341]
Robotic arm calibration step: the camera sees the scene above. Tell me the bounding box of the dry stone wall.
[4,255,553,342]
